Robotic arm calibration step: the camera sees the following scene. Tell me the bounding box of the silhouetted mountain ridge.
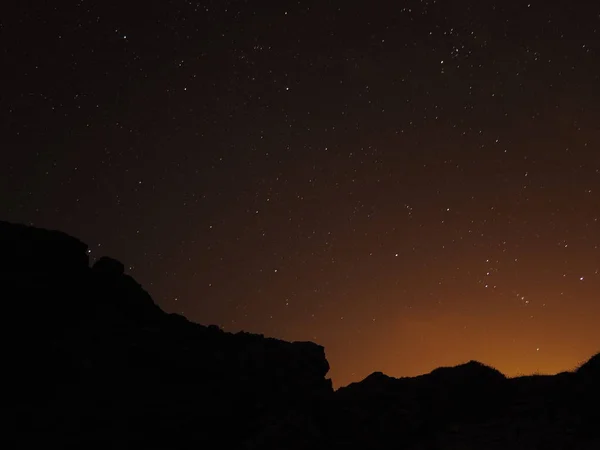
[2,220,600,449]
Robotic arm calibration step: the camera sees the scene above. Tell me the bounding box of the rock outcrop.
[0,220,332,449]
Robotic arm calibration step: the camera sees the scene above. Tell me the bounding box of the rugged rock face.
[0,220,333,449]
[2,220,600,449]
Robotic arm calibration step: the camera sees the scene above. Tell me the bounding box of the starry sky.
[3,0,600,388]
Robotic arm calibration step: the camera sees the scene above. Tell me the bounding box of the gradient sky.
[3,1,600,388]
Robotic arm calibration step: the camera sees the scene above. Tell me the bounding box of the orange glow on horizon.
[215,278,600,389]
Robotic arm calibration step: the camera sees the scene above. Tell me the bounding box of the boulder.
[92,256,125,275]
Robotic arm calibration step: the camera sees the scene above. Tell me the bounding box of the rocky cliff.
[0,220,332,449]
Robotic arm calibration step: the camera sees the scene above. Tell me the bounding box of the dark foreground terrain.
[2,220,599,449]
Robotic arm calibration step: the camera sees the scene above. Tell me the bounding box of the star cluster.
[2,1,600,387]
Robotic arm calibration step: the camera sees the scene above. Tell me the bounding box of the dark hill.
[2,220,600,449]
[1,220,332,449]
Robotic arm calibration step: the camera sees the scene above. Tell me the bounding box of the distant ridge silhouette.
[1,219,600,449]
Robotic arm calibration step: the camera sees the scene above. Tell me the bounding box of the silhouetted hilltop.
[2,220,600,449]
[1,220,332,449]
[333,358,600,449]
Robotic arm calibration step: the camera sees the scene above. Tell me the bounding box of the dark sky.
[3,0,600,387]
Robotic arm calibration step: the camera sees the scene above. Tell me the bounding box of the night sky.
[3,1,600,388]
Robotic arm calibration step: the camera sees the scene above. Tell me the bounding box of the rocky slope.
[1,220,332,449]
[1,220,599,449]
